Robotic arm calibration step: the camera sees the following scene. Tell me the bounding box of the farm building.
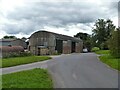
[28,31,83,55]
[0,39,27,49]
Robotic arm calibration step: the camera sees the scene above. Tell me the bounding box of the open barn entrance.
[71,42,76,53]
[55,39,63,53]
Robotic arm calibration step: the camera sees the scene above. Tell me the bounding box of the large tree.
[92,19,115,49]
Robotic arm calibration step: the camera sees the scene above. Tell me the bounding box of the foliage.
[3,52,32,58]
[1,56,51,68]
[74,32,89,41]
[92,19,115,49]
[2,68,53,88]
[74,32,92,51]
[95,50,110,55]
[100,41,109,50]
[91,47,100,52]
[108,28,120,58]
[3,35,17,39]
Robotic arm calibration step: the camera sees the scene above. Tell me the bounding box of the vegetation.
[99,55,119,71]
[74,32,92,51]
[2,68,53,88]
[3,35,17,39]
[108,28,120,58]
[95,50,120,71]
[1,56,51,68]
[3,52,32,58]
[95,50,109,55]
[91,47,100,52]
[92,19,115,49]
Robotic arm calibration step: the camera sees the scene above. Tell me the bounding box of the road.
[47,53,118,88]
[1,53,118,88]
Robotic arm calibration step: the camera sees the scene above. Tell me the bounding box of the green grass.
[99,54,120,71]
[95,50,110,55]
[2,68,53,88]
[95,50,120,71]
[1,56,51,68]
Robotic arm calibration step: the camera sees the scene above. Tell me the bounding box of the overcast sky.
[0,0,119,39]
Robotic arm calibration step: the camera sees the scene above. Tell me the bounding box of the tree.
[3,35,17,39]
[92,19,115,49]
[74,32,92,51]
[108,28,120,58]
[74,32,89,41]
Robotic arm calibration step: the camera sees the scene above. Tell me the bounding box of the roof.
[30,30,83,42]
[0,38,24,42]
[0,46,24,52]
[0,39,15,42]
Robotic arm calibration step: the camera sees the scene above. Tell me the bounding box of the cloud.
[0,0,119,38]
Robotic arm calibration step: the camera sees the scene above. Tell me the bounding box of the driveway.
[1,53,118,88]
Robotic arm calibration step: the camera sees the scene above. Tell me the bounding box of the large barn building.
[28,31,83,55]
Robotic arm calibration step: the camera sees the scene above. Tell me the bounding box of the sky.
[0,0,119,39]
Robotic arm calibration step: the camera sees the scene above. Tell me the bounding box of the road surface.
[47,53,118,88]
[1,53,118,88]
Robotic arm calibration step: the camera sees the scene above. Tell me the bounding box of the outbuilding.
[28,31,83,55]
[0,39,27,49]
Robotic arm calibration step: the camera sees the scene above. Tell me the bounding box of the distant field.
[1,56,51,68]
[2,68,53,88]
[95,50,120,71]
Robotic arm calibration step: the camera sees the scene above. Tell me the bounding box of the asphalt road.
[1,53,118,88]
[47,53,118,88]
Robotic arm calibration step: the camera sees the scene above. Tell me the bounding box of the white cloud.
[0,0,119,38]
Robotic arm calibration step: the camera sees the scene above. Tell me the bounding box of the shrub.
[91,47,100,52]
[100,41,109,50]
[3,52,32,58]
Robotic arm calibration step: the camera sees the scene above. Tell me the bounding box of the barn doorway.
[71,42,76,53]
[55,39,63,53]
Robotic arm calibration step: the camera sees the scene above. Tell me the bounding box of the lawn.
[1,56,51,68]
[95,50,120,71]
[2,68,53,88]
[95,50,110,55]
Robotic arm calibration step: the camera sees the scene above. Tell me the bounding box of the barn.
[0,39,27,49]
[28,31,83,55]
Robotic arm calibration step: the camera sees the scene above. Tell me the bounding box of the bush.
[91,47,100,52]
[100,41,109,50]
[3,52,32,58]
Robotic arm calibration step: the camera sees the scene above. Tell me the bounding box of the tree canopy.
[74,32,91,51]
[3,35,17,39]
[92,19,115,49]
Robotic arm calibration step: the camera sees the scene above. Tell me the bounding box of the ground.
[2,68,53,88]
[1,53,118,88]
[1,56,51,68]
[95,50,120,71]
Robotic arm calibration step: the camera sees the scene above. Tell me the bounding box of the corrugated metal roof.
[0,46,24,52]
[30,30,83,42]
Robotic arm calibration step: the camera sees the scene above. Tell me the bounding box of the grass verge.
[1,56,51,68]
[95,50,110,55]
[95,50,120,71]
[2,68,53,88]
